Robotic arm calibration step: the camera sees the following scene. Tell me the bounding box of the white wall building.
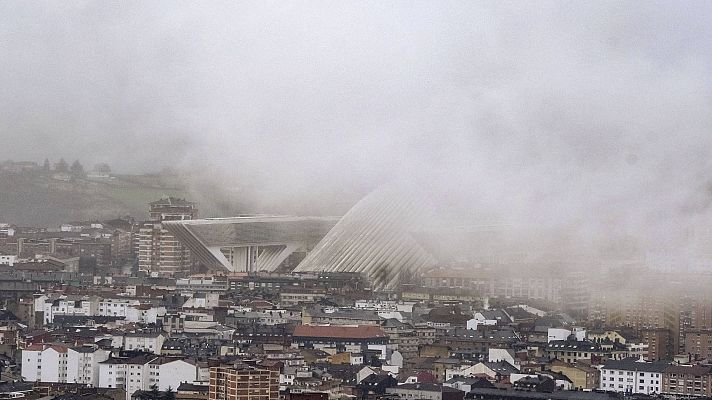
[123,333,165,354]
[99,298,141,318]
[66,347,111,386]
[600,358,666,395]
[43,296,100,324]
[152,358,198,390]
[98,355,198,400]
[22,344,69,383]
[0,254,17,266]
[125,305,166,324]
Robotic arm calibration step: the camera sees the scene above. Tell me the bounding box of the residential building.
[138,197,197,277]
[599,358,666,395]
[123,333,165,354]
[291,325,389,355]
[640,328,673,361]
[662,364,712,397]
[548,360,599,390]
[66,346,112,386]
[208,364,279,400]
[684,329,712,361]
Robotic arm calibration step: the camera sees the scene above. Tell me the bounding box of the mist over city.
[1,2,712,400]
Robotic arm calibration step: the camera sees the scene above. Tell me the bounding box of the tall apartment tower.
[209,364,279,400]
[138,197,197,277]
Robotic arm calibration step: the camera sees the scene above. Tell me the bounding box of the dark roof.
[482,361,519,375]
[602,357,669,372]
[177,383,209,393]
[547,340,604,352]
[663,364,712,375]
[360,373,396,385]
[293,325,387,339]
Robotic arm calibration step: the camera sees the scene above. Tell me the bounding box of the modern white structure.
[294,186,437,290]
[166,186,440,290]
[164,216,338,273]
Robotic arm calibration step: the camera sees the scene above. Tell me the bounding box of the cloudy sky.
[2,1,712,256]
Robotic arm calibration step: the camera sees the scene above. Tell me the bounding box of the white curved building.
[164,216,339,273]
[293,186,437,290]
[166,186,438,289]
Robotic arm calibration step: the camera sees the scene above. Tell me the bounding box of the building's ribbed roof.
[294,185,437,290]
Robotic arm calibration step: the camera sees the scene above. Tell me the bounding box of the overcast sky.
[2,1,712,258]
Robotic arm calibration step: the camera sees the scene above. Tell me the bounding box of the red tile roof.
[293,325,387,339]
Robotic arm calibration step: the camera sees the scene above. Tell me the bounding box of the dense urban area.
[1,161,712,400]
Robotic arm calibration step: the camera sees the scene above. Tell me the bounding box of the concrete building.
[662,364,712,397]
[684,329,712,361]
[641,328,674,361]
[66,346,111,386]
[549,360,599,390]
[599,358,666,395]
[123,333,165,354]
[21,343,69,382]
[164,216,337,273]
[208,364,279,400]
[22,343,110,385]
[138,197,197,277]
[42,295,100,324]
[0,254,16,266]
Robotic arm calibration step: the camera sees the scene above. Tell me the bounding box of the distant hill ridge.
[0,172,186,226]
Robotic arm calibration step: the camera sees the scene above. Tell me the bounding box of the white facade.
[0,254,16,266]
[21,345,68,383]
[600,361,663,395]
[488,348,517,368]
[123,333,165,354]
[155,359,198,390]
[99,298,140,317]
[548,328,573,343]
[98,356,198,399]
[66,347,111,386]
[98,361,127,389]
[23,344,109,385]
[43,296,99,324]
[21,347,43,382]
[125,305,166,324]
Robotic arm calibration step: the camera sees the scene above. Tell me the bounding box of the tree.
[55,158,68,172]
[163,387,176,400]
[149,384,161,400]
[70,160,85,178]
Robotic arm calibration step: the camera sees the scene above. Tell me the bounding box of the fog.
[2,1,712,265]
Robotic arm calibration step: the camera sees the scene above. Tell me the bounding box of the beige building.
[138,197,197,277]
[549,360,599,390]
[209,364,279,400]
